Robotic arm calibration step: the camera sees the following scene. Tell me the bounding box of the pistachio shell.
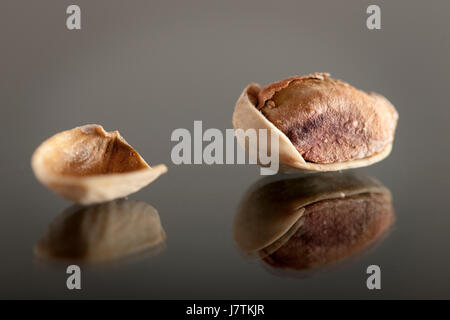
[232,73,398,171]
[31,124,167,204]
[34,199,166,262]
[233,172,393,254]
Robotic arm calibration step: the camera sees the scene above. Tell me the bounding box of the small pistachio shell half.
[34,199,166,262]
[31,124,167,204]
[232,73,398,171]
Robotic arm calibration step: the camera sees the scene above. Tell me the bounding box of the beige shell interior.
[233,172,391,254]
[31,124,167,204]
[232,84,393,172]
[34,199,166,262]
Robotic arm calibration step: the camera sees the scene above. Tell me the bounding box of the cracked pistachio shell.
[233,172,394,255]
[34,199,166,262]
[232,73,398,171]
[31,124,167,204]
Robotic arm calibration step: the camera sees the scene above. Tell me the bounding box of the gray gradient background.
[1,0,449,299]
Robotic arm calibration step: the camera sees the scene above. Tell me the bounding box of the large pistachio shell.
[232,73,398,171]
[233,172,394,256]
[34,199,166,262]
[31,124,167,204]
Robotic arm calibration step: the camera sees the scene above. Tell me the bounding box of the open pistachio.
[233,73,398,171]
[31,124,167,204]
[34,199,166,263]
[233,172,395,274]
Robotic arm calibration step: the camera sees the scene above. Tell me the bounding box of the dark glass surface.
[1,0,450,299]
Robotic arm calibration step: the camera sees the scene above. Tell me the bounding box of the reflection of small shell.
[34,199,166,263]
[233,172,395,273]
[31,124,167,204]
[232,74,398,172]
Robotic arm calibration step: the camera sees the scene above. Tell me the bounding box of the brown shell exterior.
[257,73,398,164]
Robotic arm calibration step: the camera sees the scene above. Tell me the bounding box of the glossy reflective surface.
[1,0,450,299]
[34,199,166,264]
[234,173,395,278]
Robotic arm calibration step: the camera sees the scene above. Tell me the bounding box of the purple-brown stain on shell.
[257,73,398,164]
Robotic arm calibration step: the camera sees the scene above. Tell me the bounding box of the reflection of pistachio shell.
[232,73,398,172]
[34,199,166,262]
[31,124,167,204]
[233,172,390,254]
[263,191,394,270]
